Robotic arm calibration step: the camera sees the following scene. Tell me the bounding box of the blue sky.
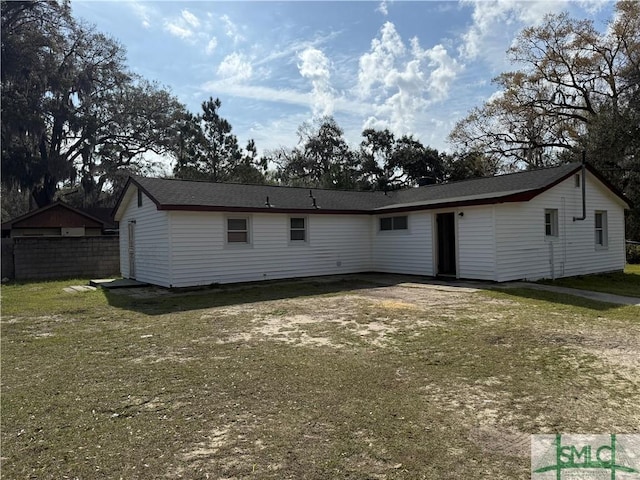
[71,1,614,172]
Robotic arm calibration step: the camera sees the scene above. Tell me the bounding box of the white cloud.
[201,81,311,108]
[221,14,245,44]
[164,9,201,40]
[576,0,610,14]
[486,89,505,104]
[357,22,462,136]
[377,0,389,16]
[298,47,334,117]
[217,52,253,83]
[200,80,371,119]
[298,48,330,81]
[205,37,218,55]
[358,21,405,98]
[181,9,200,28]
[164,22,193,40]
[418,42,463,102]
[253,30,341,70]
[459,0,568,60]
[129,1,153,28]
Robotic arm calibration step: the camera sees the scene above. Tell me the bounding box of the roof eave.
[112,176,164,221]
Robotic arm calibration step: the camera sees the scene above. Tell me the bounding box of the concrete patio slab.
[497,282,640,306]
[63,285,98,294]
[90,278,148,289]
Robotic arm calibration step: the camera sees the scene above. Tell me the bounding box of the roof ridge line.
[415,161,580,189]
[137,175,397,195]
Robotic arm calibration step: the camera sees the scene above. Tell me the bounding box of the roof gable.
[2,202,106,229]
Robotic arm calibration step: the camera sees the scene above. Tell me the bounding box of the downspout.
[573,151,587,222]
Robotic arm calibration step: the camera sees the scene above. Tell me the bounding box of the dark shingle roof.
[132,176,394,212]
[115,162,628,217]
[382,161,583,209]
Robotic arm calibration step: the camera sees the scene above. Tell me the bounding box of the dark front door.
[437,212,456,276]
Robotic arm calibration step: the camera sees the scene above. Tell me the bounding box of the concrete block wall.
[2,238,15,279]
[13,236,120,280]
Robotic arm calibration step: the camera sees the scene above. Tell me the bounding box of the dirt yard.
[2,275,639,479]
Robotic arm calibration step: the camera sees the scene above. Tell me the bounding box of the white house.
[113,162,630,288]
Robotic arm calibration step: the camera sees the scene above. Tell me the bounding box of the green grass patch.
[2,277,639,479]
[626,263,640,275]
[538,264,640,298]
[1,279,109,316]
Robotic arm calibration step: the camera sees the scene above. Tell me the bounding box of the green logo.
[531,434,640,480]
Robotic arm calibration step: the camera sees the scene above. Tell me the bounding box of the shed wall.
[118,188,171,286]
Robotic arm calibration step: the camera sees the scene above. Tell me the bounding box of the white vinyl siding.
[372,212,433,276]
[457,207,496,281]
[168,213,371,287]
[118,187,171,287]
[494,172,626,281]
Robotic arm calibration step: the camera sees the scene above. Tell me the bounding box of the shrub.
[627,243,640,264]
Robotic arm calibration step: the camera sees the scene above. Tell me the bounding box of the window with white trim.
[380,215,408,231]
[594,211,607,248]
[227,217,249,243]
[290,217,307,242]
[544,209,558,237]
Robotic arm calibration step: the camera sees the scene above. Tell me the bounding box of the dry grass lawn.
[1,275,639,479]
[539,264,640,298]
